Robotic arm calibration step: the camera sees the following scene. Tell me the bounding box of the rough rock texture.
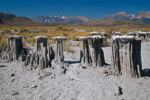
[89,32,107,37]
[127,32,137,36]
[54,36,67,63]
[111,35,142,78]
[89,36,105,67]
[89,32,101,35]
[112,31,121,36]
[138,32,150,41]
[6,35,23,61]
[127,31,150,41]
[76,37,91,67]
[35,36,48,69]
[24,36,54,70]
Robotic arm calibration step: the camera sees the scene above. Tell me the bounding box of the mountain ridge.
[102,11,150,24]
[31,15,94,24]
[1,11,150,27]
[31,11,150,24]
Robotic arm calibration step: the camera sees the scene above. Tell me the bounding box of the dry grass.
[0,38,7,52]
[0,26,150,52]
[63,42,74,53]
[76,42,80,47]
[145,37,149,42]
[25,37,36,46]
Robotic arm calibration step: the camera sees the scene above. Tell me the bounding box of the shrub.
[4,29,11,33]
[56,25,63,31]
[76,42,80,47]
[63,42,74,53]
[20,29,30,33]
[0,38,7,52]
[26,37,36,46]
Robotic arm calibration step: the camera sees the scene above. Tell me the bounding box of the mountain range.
[102,11,150,24]
[31,15,93,24]
[0,13,68,26]
[31,11,150,24]
[1,11,150,27]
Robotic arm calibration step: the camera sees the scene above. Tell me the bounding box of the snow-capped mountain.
[102,11,150,24]
[31,15,93,24]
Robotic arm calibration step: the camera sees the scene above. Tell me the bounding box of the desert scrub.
[47,39,55,46]
[0,37,7,52]
[101,39,108,47]
[76,42,80,47]
[88,39,92,45]
[26,37,36,46]
[145,37,149,42]
[22,38,27,47]
[56,25,63,31]
[63,41,74,53]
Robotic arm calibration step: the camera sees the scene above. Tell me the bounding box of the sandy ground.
[0,41,150,100]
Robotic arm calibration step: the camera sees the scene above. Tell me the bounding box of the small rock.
[82,66,86,69]
[31,85,37,88]
[23,85,29,88]
[10,74,15,77]
[137,82,143,85]
[39,72,52,80]
[10,79,15,83]
[0,65,7,67]
[12,91,19,96]
[114,86,122,96]
[71,79,74,81]
[102,70,108,74]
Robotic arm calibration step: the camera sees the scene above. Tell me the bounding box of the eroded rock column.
[35,36,48,69]
[7,35,23,61]
[54,36,67,63]
[76,37,91,67]
[24,36,54,70]
[89,36,105,67]
[111,35,142,78]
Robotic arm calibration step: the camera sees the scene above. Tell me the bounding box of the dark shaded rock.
[10,74,15,77]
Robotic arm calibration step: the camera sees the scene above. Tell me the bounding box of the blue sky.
[0,0,150,19]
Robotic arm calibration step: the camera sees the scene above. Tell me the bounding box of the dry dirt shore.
[0,41,150,100]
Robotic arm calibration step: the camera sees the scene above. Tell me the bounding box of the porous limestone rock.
[111,35,142,78]
[24,36,54,70]
[89,32,107,37]
[35,36,48,69]
[54,36,67,63]
[6,35,23,61]
[76,36,91,67]
[89,35,106,67]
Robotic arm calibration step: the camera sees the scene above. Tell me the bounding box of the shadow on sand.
[65,61,81,64]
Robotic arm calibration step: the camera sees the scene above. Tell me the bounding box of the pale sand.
[0,41,150,100]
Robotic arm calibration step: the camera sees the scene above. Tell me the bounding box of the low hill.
[0,13,16,24]
[0,13,37,26]
[75,19,150,27]
[3,16,36,26]
[0,13,69,27]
